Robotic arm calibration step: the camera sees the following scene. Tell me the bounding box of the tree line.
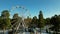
[0,10,60,33]
[24,10,60,33]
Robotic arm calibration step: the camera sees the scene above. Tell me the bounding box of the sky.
[0,0,60,18]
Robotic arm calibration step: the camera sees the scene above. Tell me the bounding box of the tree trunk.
[3,27,5,34]
[40,28,41,34]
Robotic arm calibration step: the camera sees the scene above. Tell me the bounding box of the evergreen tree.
[45,18,51,25]
[50,15,60,33]
[31,16,38,28]
[38,10,44,34]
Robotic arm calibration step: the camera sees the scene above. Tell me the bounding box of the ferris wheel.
[9,5,31,31]
[10,5,31,18]
[9,5,31,29]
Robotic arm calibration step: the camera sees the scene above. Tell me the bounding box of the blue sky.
[0,0,60,18]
